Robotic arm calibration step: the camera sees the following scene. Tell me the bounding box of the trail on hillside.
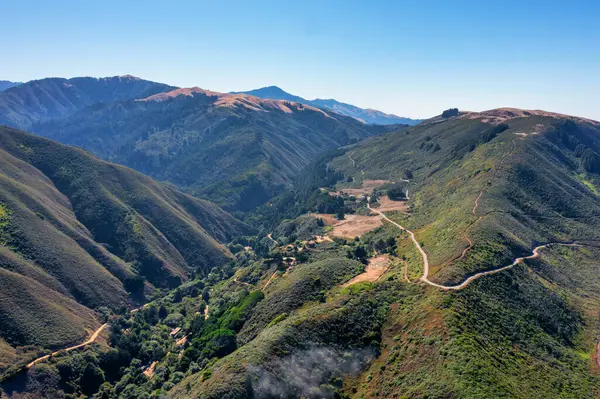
[442,138,518,267]
[262,270,279,290]
[26,303,150,369]
[472,138,517,215]
[26,323,109,369]
[233,277,254,288]
[366,135,581,290]
[368,202,580,290]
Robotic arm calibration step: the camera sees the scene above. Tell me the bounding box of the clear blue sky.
[3,0,600,120]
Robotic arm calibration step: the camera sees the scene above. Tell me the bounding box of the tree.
[158,305,168,320]
[173,289,183,303]
[336,208,345,220]
[202,288,210,303]
[442,108,459,118]
[387,184,407,200]
[80,363,105,396]
[582,148,600,173]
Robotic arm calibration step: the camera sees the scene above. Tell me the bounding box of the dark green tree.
[80,363,105,396]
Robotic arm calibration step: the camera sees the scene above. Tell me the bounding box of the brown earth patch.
[377,195,410,213]
[316,213,383,238]
[342,255,390,287]
[331,179,391,197]
[143,361,158,379]
[461,108,600,126]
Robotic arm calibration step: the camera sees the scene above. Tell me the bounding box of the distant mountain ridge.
[0,81,21,92]
[21,85,391,211]
[0,76,402,211]
[232,85,422,125]
[0,75,175,128]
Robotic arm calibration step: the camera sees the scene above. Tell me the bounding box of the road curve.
[367,202,580,290]
[26,323,108,369]
[423,242,580,290]
[26,303,149,369]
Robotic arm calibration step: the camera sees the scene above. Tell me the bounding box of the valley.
[1,79,600,399]
[2,3,599,398]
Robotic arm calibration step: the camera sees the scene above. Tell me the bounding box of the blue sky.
[2,0,600,119]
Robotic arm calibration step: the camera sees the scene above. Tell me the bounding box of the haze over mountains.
[0,77,399,211]
[233,85,422,125]
[0,81,21,92]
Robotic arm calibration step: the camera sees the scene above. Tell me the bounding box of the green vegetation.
[3,109,600,399]
[0,126,250,374]
[27,90,381,211]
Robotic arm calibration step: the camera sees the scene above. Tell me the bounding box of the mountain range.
[0,82,21,92]
[1,74,600,399]
[0,78,396,211]
[233,85,422,125]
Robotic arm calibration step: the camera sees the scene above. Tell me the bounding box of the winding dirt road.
[26,303,151,369]
[367,202,580,290]
[26,323,108,369]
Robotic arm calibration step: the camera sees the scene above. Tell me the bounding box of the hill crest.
[140,86,333,117]
[234,85,422,125]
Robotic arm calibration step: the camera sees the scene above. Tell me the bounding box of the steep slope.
[30,87,387,211]
[233,85,422,125]
[0,81,21,92]
[0,126,249,372]
[9,110,600,399]
[322,108,600,397]
[0,75,174,129]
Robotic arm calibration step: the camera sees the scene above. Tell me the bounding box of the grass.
[576,173,599,196]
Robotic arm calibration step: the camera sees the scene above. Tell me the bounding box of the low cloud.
[249,344,375,398]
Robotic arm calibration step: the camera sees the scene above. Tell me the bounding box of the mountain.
[10,107,600,399]
[169,108,600,398]
[233,85,422,125]
[0,125,249,375]
[28,87,390,211]
[235,85,306,103]
[0,81,21,92]
[0,75,175,129]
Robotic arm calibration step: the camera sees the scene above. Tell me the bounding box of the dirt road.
[26,323,108,369]
[26,302,151,369]
[367,202,580,290]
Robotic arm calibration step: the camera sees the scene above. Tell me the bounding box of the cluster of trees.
[442,108,459,118]
[555,121,600,173]
[387,184,407,200]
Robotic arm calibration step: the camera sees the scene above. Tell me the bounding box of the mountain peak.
[117,74,142,81]
[237,87,422,125]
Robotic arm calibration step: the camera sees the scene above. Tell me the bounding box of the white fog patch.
[249,345,376,398]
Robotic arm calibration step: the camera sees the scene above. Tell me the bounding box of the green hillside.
[28,88,389,211]
[4,109,600,399]
[0,126,249,375]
